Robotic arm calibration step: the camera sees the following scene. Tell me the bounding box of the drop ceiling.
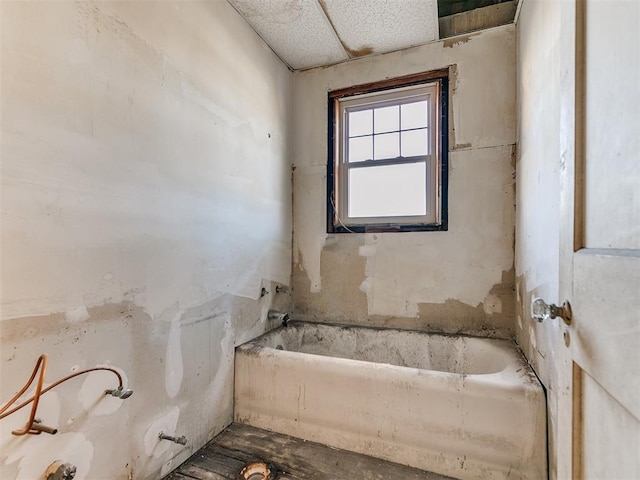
[227,0,517,71]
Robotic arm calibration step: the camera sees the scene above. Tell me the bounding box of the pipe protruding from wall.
[31,419,58,435]
[159,432,187,445]
[267,310,289,327]
[1,354,132,436]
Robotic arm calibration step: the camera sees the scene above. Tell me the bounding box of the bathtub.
[234,322,546,480]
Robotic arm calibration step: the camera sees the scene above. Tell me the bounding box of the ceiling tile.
[320,0,439,58]
[227,0,348,70]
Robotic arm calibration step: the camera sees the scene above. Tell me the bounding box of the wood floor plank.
[164,472,202,480]
[182,450,244,477]
[164,423,455,480]
[203,444,262,465]
[216,424,449,479]
[178,464,231,480]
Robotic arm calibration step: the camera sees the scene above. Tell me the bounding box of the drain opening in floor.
[237,461,273,480]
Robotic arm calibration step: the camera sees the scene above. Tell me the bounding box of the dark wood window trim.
[327,70,449,234]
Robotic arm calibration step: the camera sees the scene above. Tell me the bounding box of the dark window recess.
[327,70,449,234]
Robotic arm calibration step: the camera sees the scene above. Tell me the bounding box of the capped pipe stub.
[236,461,274,480]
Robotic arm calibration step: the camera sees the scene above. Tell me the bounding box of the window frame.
[327,70,449,234]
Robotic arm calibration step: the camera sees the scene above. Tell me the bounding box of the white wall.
[515,0,562,477]
[292,25,517,336]
[0,2,292,479]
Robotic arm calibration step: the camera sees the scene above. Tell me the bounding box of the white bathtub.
[234,322,546,480]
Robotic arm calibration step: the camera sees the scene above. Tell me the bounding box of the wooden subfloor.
[164,423,454,480]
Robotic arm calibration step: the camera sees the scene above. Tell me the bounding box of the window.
[327,71,448,233]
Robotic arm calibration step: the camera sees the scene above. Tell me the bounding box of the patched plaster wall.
[0,2,292,479]
[292,25,517,337]
[515,0,562,477]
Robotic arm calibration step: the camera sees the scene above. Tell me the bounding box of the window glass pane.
[374,132,399,160]
[401,128,428,157]
[348,136,373,162]
[348,109,372,137]
[401,101,428,130]
[374,105,399,133]
[349,163,427,217]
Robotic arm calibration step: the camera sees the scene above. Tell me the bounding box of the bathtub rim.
[236,320,536,384]
[267,319,514,341]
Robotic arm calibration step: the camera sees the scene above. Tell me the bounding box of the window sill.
[328,222,448,234]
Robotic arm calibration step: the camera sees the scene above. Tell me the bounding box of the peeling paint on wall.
[291,165,327,294]
[292,236,369,323]
[442,32,481,48]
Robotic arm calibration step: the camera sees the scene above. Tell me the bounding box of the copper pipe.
[0,354,125,436]
[7,353,48,435]
[0,354,48,435]
[0,354,46,416]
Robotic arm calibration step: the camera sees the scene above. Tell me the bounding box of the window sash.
[344,158,433,224]
[334,82,441,227]
[345,155,431,169]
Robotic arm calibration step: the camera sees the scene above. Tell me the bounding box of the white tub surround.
[234,322,546,480]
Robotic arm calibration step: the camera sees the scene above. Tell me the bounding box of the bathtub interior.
[245,322,514,375]
[236,321,547,480]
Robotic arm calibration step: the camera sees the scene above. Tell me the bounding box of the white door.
[557,0,640,478]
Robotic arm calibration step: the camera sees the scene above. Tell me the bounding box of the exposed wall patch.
[144,407,180,458]
[4,432,93,480]
[1,1,292,478]
[165,313,184,399]
[442,32,481,48]
[65,306,90,323]
[78,367,128,416]
[291,26,516,329]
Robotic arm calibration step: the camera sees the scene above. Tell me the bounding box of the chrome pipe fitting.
[267,310,290,327]
[159,432,187,445]
[105,386,134,399]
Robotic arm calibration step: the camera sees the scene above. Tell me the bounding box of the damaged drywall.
[291,25,516,335]
[515,1,562,478]
[0,1,292,479]
[293,236,369,323]
[515,0,562,388]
